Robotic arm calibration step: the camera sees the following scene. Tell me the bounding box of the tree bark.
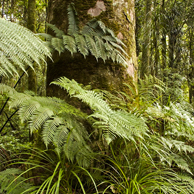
[46,0,137,98]
[161,0,166,78]
[140,0,152,78]
[188,29,194,103]
[153,0,159,77]
[27,0,37,94]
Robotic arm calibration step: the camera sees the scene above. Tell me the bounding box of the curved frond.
[95,36,107,62]
[40,5,128,65]
[46,23,64,38]
[37,33,53,41]
[0,85,91,166]
[0,18,51,77]
[84,35,99,60]
[74,34,88,57]
[52,77,148,144]
[51,38,64,55]
[67,3,79,35]
[63,35,77,55]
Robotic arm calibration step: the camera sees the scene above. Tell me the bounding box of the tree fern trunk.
[46,0,137,98]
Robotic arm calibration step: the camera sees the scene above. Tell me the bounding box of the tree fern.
[0,84,91,166]
[52,77,148,144]
[0,18,51,77]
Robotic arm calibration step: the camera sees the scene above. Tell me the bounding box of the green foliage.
[0,168,35,194]
[0,148,100,194]
[1,2,194,193]
[39,3,127,65]
[0,18,51,77]
[102,152,194,194]
[105,75,166,112]
[2,71,194,193]
[0,83,91,167]
[52,77,148,144]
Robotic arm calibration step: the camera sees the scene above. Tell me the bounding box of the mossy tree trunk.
[152,0,159,77]
[46,0,137,98]
[27,0,37,94]
[161,0,166,78]
[140,0,152,79]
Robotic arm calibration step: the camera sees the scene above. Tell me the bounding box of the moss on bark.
[27,0,37,94]
[47,0,137,98]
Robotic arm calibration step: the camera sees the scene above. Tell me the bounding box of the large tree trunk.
[46,0,137,98]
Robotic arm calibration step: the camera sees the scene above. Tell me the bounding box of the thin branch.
[0,66,29,115]
[4,112,17,131]
[0,109,19,134]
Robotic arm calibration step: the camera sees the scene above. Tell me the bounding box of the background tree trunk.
[188,29,194,103]
[27,0,37,94]
[161,0,166,78]
[46,0,137,98]
[140,0,152,78]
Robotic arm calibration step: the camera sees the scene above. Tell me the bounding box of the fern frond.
[96,21,106,34]
[109,41,128,56]
[149,135,193,175]
[0,18,51,77]
[0,83,17,96]
[106,28,115,38]
[171,154,193,174]
[41,6,128,65]
[0,84,91,166]
[47,23,64,38]
[53,125,69,150]
[94,36,107,62]
[29,107,54,133]
[18,100,41,123]
[51,38,64,55]
[84,34,99,60]
[74,34,88,57]
[63,35,77,55]
[115,50,128,66]
[37,33,53,41]
[86,19,106,36]
[162,137,194,153]
[42,117,63,147]
[52,77,148,144]
[67,3,79,35]
[82,23,95,36]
